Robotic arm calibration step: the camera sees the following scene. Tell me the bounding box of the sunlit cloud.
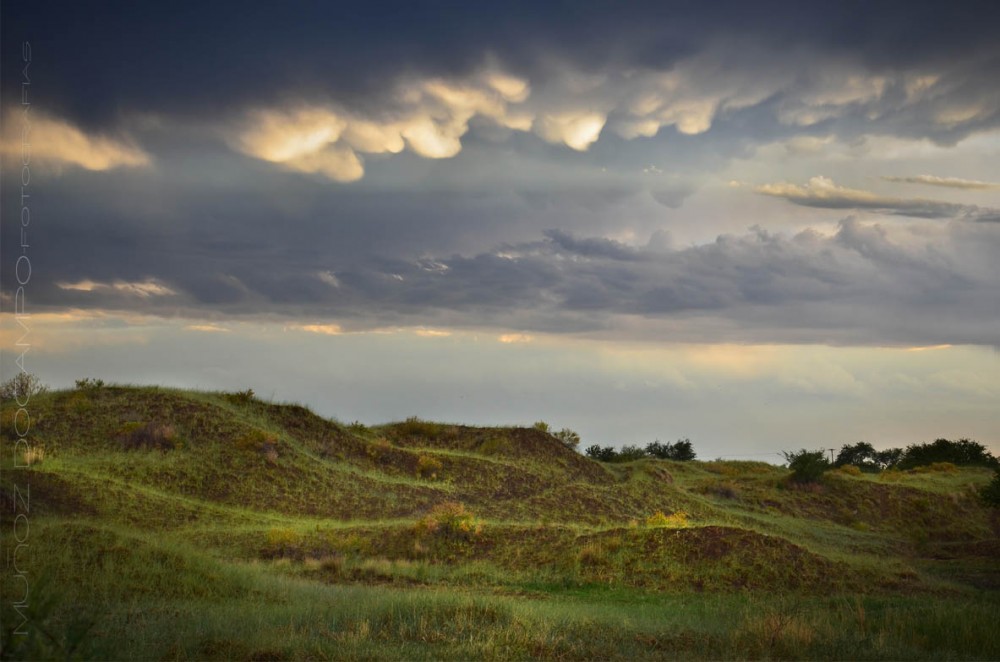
[185,324,230,333]
[56,279,176,298]
[316,271,342,288]
[883,175,1000,190]
[0,111,149,171]
[498,333,532,343]
[232,67,534,180]
[754,176,997,219]
[294,323,344,336]
[534,111,606,151]
[414,328,452,337]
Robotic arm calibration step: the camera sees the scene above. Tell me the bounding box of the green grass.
[2,384,998,659]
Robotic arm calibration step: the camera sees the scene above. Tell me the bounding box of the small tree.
[782,449,831,484]
[0,373,47,403]
[669,439,696,461]
[834,442,879,472]
[875,447,903,470]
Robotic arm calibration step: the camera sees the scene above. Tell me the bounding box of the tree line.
[584,439,696,463]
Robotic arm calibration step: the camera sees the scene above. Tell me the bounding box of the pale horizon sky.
[2,1,999,457]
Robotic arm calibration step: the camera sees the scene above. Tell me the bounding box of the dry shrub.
[120,422,178,451]
[21,446,45,466]
[711,482,740,499]
[576,541,606,565]
[879,469,905,482]
[414,501,483,540]
[646,510,689,528]
[416,454,443,479]
[912,462,958,474]
[736,611,817,657]
[264,527,303,559]
[235,429,280,462]
[837,464,863,476]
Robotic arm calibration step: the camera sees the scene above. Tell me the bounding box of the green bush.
[616,444,647,462]
[224,388,257,406]
[783,449,830,484]
[646,439,696,461]
[981,469,1000,508]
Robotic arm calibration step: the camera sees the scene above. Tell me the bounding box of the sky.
[1,1,999,459]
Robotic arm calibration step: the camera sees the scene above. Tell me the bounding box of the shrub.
[879,468,904,482]
[119,422,178,451]
[347,421,369,435]
[416,454,443,479]
[645,510,689,528]
[532,421,551,433]
[553,428,580,450]
[74,377,104,391]
[911,461,958,474]
[477,437,505,455]
[782,449,830,484]
[710,482,740,500]
[1,373,47,402]
[397,416,452,440]
[264,527,303,558]
[980,469,1000,508]
[836,464,863,476]
[585,445,618,462]
[646,439,696,461]
[234,429,279,460]
[224,388,257,406]
[576,541,606,565]
[20,446,45,466]
[617,444,647,462]
[414,502,483,540]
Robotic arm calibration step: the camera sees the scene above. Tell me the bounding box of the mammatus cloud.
[0,111,149,171]
[229,51,1000,183]
[882,175,1000,190]
[233,69,536,181]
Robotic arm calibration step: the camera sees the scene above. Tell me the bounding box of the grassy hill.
[2,384,999,659]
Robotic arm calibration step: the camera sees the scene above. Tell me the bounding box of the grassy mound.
[2,384,998,659]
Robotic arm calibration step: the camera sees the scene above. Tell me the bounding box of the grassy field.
[2,384,998,659]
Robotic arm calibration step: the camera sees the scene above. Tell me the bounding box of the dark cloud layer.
[19,209,1000,347]
[4,0,1000,130]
